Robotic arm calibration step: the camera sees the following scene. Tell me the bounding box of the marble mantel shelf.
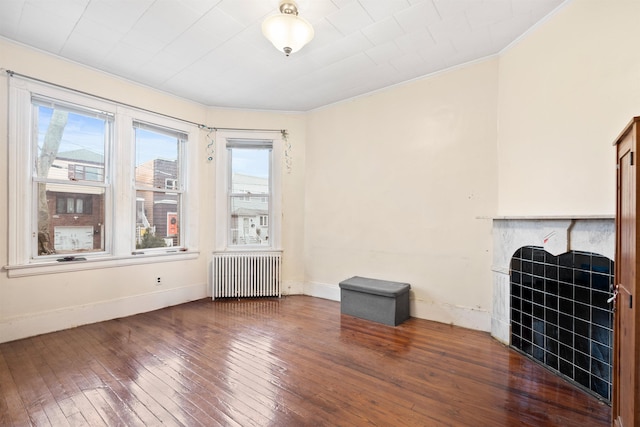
[479,215,615,220]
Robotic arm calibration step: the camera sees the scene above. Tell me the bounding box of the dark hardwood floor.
[0,296,610,426]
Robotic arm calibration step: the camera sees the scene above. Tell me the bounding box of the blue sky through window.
[232,148,269,178]
[38,106,269,176]
[135,128,179,166]
[38,106,180,165]
[37,106,105,159]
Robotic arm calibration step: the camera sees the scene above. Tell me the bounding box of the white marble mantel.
[491,216,615,344]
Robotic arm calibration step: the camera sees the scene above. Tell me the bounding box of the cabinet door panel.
[614,121,638,427]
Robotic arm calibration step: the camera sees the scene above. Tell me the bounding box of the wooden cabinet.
[613,117,640,427]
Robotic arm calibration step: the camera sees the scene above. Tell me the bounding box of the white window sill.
[3,250,200,278]
[216,247,283,253]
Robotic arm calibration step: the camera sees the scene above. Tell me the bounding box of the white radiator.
[212,251,282,299]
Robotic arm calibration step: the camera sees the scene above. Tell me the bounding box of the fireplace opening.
[510,246,614,402]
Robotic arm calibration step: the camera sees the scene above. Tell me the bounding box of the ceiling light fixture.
[262,0,314,57]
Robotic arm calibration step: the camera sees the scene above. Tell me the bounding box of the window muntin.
[32,99,111,257]
[228,143,271,247]
[134,122,185,250]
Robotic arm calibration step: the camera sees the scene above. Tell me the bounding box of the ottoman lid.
[339,276,410,297]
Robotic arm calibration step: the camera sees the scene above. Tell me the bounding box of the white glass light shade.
[262,13,314,56]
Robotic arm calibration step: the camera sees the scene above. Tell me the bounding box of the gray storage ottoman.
[339,276,411,326]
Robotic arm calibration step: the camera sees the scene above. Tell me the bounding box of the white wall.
[497,0,640,216]
[303,59,499,330]
[0,38,307,343]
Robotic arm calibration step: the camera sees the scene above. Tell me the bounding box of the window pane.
[230,195,269,246]
[228,147,270,247]
[134,124,183,250]
[135,127,180,189]
[230,148,270,194]
[35,105,107,183]
[136,190,180,249]
[56,198,65,214]
[165,179,178,190]
[37,184,105,255]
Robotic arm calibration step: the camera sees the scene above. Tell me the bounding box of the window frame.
[165,178,178,190]
[133,120,186,252]
[214,131,282,252]
[7,77,200,276]
[55,195,93,215]
[30,95,113,260]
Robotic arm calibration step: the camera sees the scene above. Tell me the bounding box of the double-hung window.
[215,132,282,251]
[7,77,198,274]
[30,96,112,258]
[134,122,185,250]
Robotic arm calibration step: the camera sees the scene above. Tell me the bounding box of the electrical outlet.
[156,277,161,285]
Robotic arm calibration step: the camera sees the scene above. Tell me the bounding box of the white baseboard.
[303,281,340,301]
[0,282,208,344]
[412,298,491,332]
[303,281,491,332]
[280,279,304,296]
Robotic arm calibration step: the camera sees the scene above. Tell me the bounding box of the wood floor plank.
[86,358,162,426]
[1,340,61,426]
[31,333,116,426]
[0,296,610,426]
[120,302,418,426]
[128,306,335,425]
[50,323,171,426]
[74,325,188,427]
[83,317,264,424]
[157,301,392,425]
[86,325,223,426]
[0,348,31,426]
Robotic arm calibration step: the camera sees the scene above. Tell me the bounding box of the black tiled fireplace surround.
[510,246,614,401]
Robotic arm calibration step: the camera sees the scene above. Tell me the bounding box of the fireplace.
[491,217,615,401]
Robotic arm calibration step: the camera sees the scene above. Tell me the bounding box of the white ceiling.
[0,0,566,112]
